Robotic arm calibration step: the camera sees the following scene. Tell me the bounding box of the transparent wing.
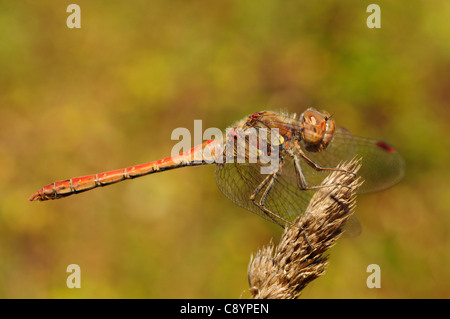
[214,124,404,229]
[342,214,362,237]
[301,127,405,194]
[214,157,316,224]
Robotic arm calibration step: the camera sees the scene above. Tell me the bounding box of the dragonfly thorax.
[300,109,335,152]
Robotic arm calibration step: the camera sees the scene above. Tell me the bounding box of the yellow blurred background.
[0,0,449,298]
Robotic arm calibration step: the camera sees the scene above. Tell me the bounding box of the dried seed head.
[248,159,362,299]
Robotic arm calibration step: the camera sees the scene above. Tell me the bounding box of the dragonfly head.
[300,109,335,152]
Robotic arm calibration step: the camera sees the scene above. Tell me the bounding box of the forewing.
[300,127,405,194]
[214,158,315,224]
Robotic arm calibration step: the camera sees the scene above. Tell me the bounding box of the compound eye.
[301,110,327,144]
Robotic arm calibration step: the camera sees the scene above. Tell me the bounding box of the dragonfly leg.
[289,148,351,191]
[296,145,356,178]
[249,174,284,227]
[250,172,297,229]
[252,171,314,248]
[247,162,315,248]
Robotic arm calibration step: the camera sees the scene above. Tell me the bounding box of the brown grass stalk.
[247,159,362,299]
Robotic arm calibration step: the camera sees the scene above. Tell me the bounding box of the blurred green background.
[0,0,449,298]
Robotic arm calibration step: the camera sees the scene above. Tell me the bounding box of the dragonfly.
[29,108,405,229]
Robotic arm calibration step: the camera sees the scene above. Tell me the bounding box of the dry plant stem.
[248,159,362,299]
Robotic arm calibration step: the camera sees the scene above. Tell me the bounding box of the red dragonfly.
[29,109,404,228]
